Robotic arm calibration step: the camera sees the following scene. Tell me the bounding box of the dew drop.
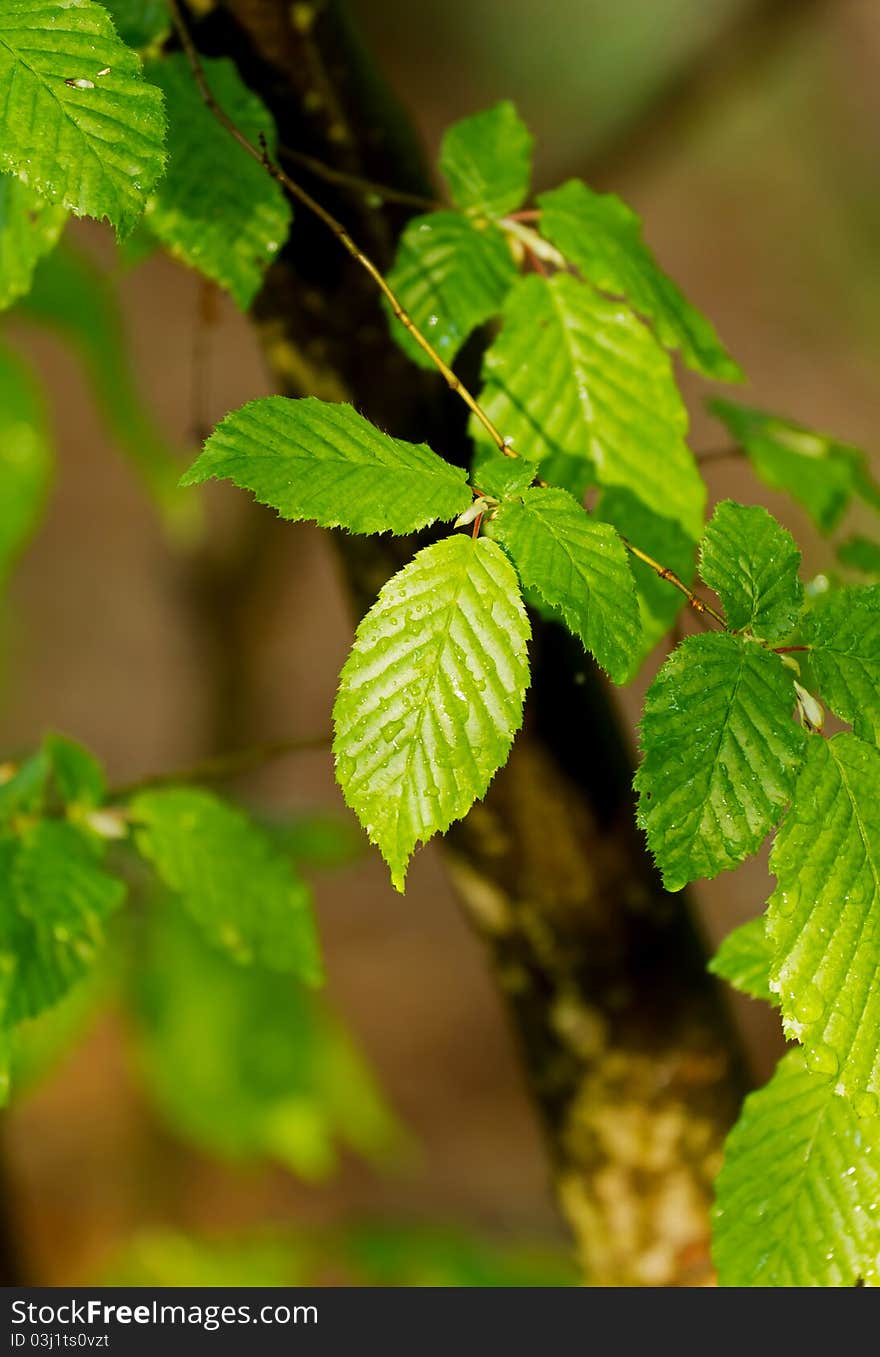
[794,984,825,1025]
[806,1044,838,1077]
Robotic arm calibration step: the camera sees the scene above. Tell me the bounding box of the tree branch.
[166,0,728,624]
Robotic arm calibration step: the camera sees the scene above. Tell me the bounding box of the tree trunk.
[187,0,748,1285]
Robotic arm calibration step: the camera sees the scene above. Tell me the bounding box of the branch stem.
[167,0,726,618]
[621,537,726,625]
[109,732,331,800]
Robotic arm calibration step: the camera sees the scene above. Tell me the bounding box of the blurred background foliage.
[0,0,878,1285]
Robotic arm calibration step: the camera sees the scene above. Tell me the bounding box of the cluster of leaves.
[2,1,880,1288]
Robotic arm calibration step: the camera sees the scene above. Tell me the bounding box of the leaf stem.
[620,537,726,625]
[109,732,332,800]
[277,143,443,212]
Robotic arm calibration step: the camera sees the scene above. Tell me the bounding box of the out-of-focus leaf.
[16,241,197,535]
[0,174,66,312]
[133,905,401,1180]
[131,787,322,984]
[708,398,878,535]
[837,536,880,578]
[0,341,53,580]
[99,1224,576,1288]
[101,1231,310,1287]
[98,0,168,49]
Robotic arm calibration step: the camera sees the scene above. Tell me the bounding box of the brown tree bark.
[185,0,748,1285]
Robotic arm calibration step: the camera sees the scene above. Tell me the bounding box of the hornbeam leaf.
[538,180,741,382]
[385,212,516,369]
[182,396,472,535]
[807,585,880,745]
[19,241,192,530]
[493,486,641,683]
[0,0,166,234]
[42,732,106,808]
[709,917,774,1003]
[438,102,532,218]
[767,733,880,1101]
[596,487,696,659]
[144,55,291,309]
[700,500,802,641]
[333,535,530,891]
[708,398,878,534]
[635,633,804,891]
[713,1050,880,1287]
[0,174,66,311]
[131,788,322,985]
[0,342,53,581]
[134,905,399,1180]
[471,273,705,537]
[0,821,124,1027]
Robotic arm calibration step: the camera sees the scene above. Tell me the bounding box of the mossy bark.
[187,0,748,1285]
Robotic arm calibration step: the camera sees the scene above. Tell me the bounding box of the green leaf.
[42,732,106,808]
[182,395,472,535]
[700,501,802,641]
[385,212,516,369]
[0,342,53,581]
[471,274,705,537]
[343,1224,577,1289]
[807,585,880,745]
[596,487,696,658]
[438,102,532,218]
[144,55,291,309]
[708,398,877,534]
[134,904,399,1180]
[767,733,880,1101]
[0,0,166,234]
[636,633,804,891]
[0,174,66,311]
[837,536,880,578]
[333,535,530,891]
[131,788,322,985]
[493,487,641,683]
[98,0,168,49]
[537,180,741,382]
[713,1050,880,1287]
[0,751,50,824]
[708,917,774,1003]
[470,446,535,501]
[17,242,193,532]
[0,820,124,1027]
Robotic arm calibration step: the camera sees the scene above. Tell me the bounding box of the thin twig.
[278,144,442,212]
[696,445,742,465]
[621,537,726,625]
[166,0,727,621]
[166,0,513,459]
[109,732,332,800]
